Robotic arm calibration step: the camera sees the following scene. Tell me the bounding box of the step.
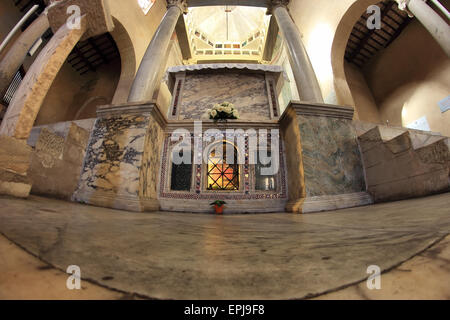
[356,121,449,203]
[355,120,448,151]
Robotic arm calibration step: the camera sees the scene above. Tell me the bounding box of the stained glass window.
[207,142,239,191]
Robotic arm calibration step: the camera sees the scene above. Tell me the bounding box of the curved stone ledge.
[167,63,284,74]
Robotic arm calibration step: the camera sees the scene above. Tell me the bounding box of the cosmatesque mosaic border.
[159,132,288,200]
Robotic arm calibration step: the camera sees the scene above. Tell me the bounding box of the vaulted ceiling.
[188,6,266,43]
[185,5,269,61]
[67,33,120,75]
[187,0,271,7]
[345,0,412,68]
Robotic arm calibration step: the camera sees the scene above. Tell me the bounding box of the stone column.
[397,0,450,57]
[271,1,324,103]
[0,13,50,95]
[128,0,186,103]
[0,16,87,198]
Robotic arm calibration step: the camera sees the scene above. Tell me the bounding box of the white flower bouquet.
[207,102,239,121]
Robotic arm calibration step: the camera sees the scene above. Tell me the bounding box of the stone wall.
[27,121,92,200]
[364,19,450,136]
[0,136,32,198]
[358,126,450,202]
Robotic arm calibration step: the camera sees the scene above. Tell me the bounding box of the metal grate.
[207,143,240,191]
[345,0,412,67]
[1,67,25,107]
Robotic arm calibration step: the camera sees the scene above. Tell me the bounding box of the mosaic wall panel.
[159,130,287,201]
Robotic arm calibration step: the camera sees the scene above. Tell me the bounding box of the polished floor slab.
[0,193,449,299]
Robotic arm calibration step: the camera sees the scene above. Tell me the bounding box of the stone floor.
[0,193,449,300]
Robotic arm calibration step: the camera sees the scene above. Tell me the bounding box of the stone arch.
[34,30,122,126]
[109,17,136,104]
[331,0,381,109]
[74,96,108,120]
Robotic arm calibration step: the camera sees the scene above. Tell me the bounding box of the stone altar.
[72,64,372,214]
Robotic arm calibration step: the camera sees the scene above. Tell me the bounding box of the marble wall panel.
[179,73,271,121]
[28,123,90,200]
[140,115,165,200]
[76,114,149,198]
[298,116,366,197]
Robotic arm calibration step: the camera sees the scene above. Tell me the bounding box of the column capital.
[267,0,290,14]
[394,0,415,17]
[167,0,188,14]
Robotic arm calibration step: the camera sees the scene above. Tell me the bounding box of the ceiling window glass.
[138,0,155,15]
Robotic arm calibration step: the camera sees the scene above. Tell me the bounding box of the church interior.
[0,0,449,300]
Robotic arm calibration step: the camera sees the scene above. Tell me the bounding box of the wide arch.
[109,17,137,104]
[331,0,381,109]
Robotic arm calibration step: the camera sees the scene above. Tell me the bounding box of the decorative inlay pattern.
[269,81,279,117]
[159,130,287,200]
[171,80,183,117]
[244,135,250,194]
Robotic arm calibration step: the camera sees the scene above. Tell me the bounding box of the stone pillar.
[0,13,50,95]
[280,102,373,213]
[397,0,450,57]
[271,1,324,103]
[0,16,87,198]
[128,0,186,103]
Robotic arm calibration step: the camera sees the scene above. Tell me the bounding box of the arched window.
[207,142,239,191]
[138,0,155,15]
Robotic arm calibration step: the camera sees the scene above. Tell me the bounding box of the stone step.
[356,123,449,203]
[355,120,449,151]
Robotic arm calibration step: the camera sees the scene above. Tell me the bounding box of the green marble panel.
[298,116,366,197]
